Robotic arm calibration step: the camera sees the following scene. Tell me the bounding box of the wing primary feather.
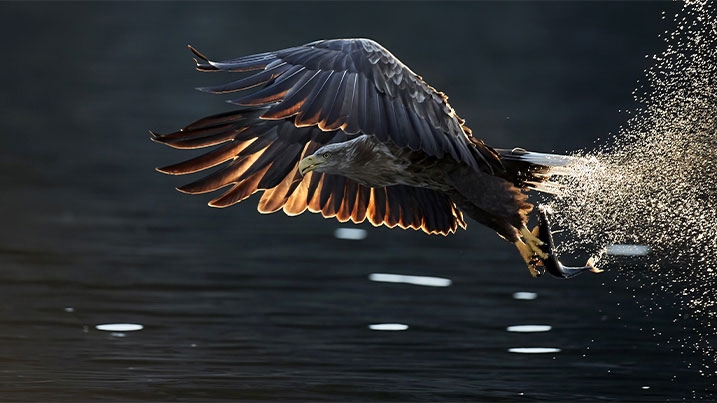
[282,175,310,216]
[207,52,281,72]
[329,177,346,215]
[177,148,266,194]
[208,165,272,207]
[234,128,276,155]
[407,108,439,157]
[320,184,341,218]
[319,174,340,210]
[384,187,402,227]
[393,97,419,149]
[235,141,289,183]
[415,189,437,233]
[319,71,349,131]
[400,190,418,229]
[297,71,341,127]
[151,124,242,149]
[371,93,388,142]
[281,47,325,67]
[306,170,324,203]
[344,78,363,135]
[355,74,371,134]
[157,140,250,175]
[182,109,261,131]
[402,187,423,229]
[384,97,404,146]
[352,185,370,223]
[432,195,449,234]
[307,174,324,212]
[428,191,447,233]
[387,186,409,229]
[189,45,217,71]
[275,121,314,145]
[338,73,359,134]
[258,170,300,213]
[294,71,333,127]
[256,142,304,188]
[196,62,290,94]
[262,70,325,120]
[344,180,359,219]
[228,65,306,106]
[368,187,387,226]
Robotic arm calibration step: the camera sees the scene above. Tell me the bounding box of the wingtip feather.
[208,199,232,208]
[188,44,209,61]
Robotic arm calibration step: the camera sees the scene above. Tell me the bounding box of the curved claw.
[535,205,602,279]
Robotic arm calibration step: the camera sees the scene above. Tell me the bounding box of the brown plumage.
[152,38,574,257]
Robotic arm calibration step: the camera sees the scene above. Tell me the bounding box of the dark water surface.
[0,2,712,401]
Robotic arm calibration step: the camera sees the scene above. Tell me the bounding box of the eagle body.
[303,134,456,190]
[153,38,574,259]
[299,133,532,242]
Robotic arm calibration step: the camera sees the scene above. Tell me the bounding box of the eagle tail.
[495,147,577,195]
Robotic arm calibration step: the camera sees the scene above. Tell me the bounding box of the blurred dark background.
[2,1,710,401]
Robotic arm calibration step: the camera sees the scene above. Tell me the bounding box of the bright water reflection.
[506,325,552,333]
[369,273,452,287]
[508,347,561,354]
[333,228,368,240]
[369,323,409,331]
[512,291,538,300]
[95,323,144,332]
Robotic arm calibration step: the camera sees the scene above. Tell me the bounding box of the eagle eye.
[323,152,330,159]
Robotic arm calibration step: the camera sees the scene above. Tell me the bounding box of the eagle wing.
[153,38,500,235]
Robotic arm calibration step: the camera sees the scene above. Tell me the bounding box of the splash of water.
[547,0,717,372]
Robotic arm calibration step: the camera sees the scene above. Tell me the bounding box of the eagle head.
[298,142,355,176]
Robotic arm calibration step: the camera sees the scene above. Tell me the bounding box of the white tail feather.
[495,148,581,195]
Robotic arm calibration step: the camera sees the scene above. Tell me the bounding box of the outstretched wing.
[153,38,484,235]
[153,108,466,235]
[191,38,499,171]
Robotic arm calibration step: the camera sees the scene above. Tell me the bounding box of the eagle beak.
[298,154,326,175]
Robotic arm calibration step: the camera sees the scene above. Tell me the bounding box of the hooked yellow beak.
[298,154,326,175]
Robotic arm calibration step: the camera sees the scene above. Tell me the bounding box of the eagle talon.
[514,238,545,277]
[521,225,548,260]
[530,258,545,277]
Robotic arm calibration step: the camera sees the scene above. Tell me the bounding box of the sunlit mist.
[546,1,717,372]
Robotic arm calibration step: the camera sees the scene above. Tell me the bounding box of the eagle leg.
[514,239,545,278]
[521,225,548,259]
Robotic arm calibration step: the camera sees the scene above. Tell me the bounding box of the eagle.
[152,38,599,278]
